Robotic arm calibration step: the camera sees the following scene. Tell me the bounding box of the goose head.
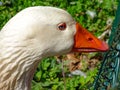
[0,6,108,90]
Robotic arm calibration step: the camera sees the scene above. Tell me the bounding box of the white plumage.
[0,6,108,90]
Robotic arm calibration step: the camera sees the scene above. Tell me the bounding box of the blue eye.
[58,23,66,31]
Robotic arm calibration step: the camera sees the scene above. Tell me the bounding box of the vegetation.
[0,0,118,90]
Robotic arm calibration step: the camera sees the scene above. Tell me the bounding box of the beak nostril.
[88,37,93,41]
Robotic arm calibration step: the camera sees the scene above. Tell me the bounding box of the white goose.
[0,6,108,90]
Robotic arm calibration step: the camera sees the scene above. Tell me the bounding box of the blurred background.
[0,0,119,90]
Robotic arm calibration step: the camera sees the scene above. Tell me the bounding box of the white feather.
[0,6,76,90]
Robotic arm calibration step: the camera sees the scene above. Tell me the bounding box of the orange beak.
[72,23,109,52]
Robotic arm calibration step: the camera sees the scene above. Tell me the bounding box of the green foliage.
[32,57,98,90]
[0,0,118,90]
[0,0,118,36]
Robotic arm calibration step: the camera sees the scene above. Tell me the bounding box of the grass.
[0,0,118,90]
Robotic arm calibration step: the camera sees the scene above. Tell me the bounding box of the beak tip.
[101,41,109,51]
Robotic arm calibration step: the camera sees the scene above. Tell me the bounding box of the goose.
[0,6,109,90]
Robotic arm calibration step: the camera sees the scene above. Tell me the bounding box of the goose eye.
[58,23,66,31]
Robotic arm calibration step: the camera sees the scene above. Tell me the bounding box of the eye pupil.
[58,23,66,30]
